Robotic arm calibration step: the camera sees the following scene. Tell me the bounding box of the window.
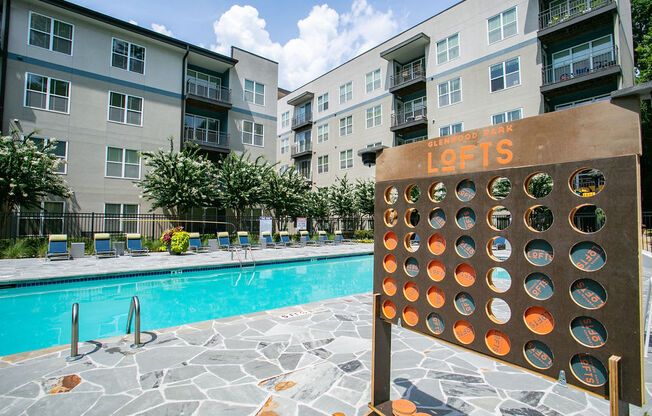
[19,201,64,236]
[366,69,381,93]
[492,108,522,124]
[339,115,353,136]
[317,124,329,143]
[550,35,613,83]
[108,92,143,126]
[24,73,70,113]
[28,137,67,174]
[490,57,520,92]
[439,123,463,136]
[296,160,311,180]
[438,77,462,107]
[244,79,265,105]
[281,111,290,128]
[29,12,73,55]
[367,142,382,148]
[318,155,329,174]
[280,137,289,154]
[339,81,352,104]
[242,120,264,146]
[104,203,139,233]
[184,114,221,144]
[436,33,459,64]
[318,93,329,112]
[488,7,517,44]
[366,105,382,128]
[186,69,222,100]
[555,94,610,111]
[294,130,311,153]
[401,135,427,145]
[112,38,145,74]
[106,147,140,179]
[395,57,425,83]
[279,164,290,173]
[340,149,353,170]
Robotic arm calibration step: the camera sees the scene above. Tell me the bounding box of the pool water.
[0,255,373,356]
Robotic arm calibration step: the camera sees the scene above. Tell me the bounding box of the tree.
[354,179,375,217]
[262,166,308,231]
[328,175,355,218]
[527,173,553,198]
[0,132,71,213]
[136,138,219,217]
[305,187,331,218]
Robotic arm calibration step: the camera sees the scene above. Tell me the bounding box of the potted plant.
[160,226,190,255]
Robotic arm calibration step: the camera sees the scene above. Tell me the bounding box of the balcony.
[389,65,426,96]
[183,127,229,153]
[390,107,428,134]
[186,79,232,111]
[538,0,616,43]
[291,111,313,131]
[541,45,620,96]
[291,141,312,158]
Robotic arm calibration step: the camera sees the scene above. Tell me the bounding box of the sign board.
[370,99,644,411]
[296,217,307,231]
[259,216,273,237]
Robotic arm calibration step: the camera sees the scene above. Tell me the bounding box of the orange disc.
[383,277,397,296]
[392,399,416,415]
[454,320,475,344]
[486,329,511,355]
[524,306,554,335]
[427,260,446,281]
[455,263,476,287]
[428,234,446,255]
[384,254,397,273]
[427,286,445,308]
[382,300,396,319]
[403,281,419,302]
[384,231,398,250]
[403,306,419,326]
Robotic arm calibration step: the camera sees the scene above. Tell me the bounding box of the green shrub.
[143,238,163,252]
[170,231,190,253]
[2,239,30,259]
[353,230,373,240]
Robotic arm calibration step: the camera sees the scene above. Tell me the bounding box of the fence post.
[91,212,94,236]
[151,214,155,240]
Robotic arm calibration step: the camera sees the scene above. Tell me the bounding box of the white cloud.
[211,0,399,90]
[151,23,173,37]
[128,19,138,25]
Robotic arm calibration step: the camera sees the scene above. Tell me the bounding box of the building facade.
[276,0,634,188]
[0,0,278,221]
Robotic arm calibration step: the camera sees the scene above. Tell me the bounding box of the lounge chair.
[189,232,210,253]
[334,230,356,244]
[126,233,149,256]
[217,232,233,250]
[299,230,320,246]
[93,233,117,258]
[236,231,261,249]
[279,231,300,247]
[260,231,281,249]
[46,234,71,260]
[317,230,335,244]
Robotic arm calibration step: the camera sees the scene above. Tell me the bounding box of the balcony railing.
[186,79,231,104]
[184,126,229,148]
[391,107,427,128]
[291,111,313,129]
[539,0,613,30]
[389,65,425,89]
[291,140,312,157]
[542,45,618,86]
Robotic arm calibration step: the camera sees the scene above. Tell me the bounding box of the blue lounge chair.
[279,231,300,247]
[318,231,335,244]
[93,233,117,258]
[260,231,281,249]
[189,232,210,253]
[334,230,355,244]
[299,230,319,246]
[236,231,261,249]
[46,234,71,260]
[126,233,149,256]
[217,232,233,250]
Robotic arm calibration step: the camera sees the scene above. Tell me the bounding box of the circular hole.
[488,176,511,200]
[403,281,419,302]
[427,260,446,282]
[384,209,398,227]
[487,267,512,293]
[456,207,476,230]
[453,320,475,344]
[570,168,605,197]
[525,206,553,232]
[427,286,445,308]
[570,316,607,348]
[570,279,607,309]
[454,292,475,316]
[455,263,476,287]
[382,300,396,319]
[427,312,445,335]
[488,237,512,262]
[524,273,554,300]
[402,306,419,326]
[571,205,606,233]
[404,233,420,252]
[570,241,606,272]
[487,206,512,231]
[486,298,512,324]
[383,254,397,273]
[525,239,554,266]
[455,236,476,258]
[456,179,476,201]
[429,208,446,229]
[525,172,553,198]
[524,340,554,369]
[405,184,421,203]
[428,234,446,255]
[485,329,511,356]
[404,257,419,277]
[429,182,447,202]
[524,306,554,335]
[570,354,607,387]
[384,186,398,204]
[404,208,420,228]
[383,277,397,296]
[383,231,398,250]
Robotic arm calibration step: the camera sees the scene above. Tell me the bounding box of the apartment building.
[277,0,634,188]
[0,0,278,221]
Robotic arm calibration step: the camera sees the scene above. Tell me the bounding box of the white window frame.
[280,137,289,154]
[18,201,66,236]
[492,108,522,124]
[24,72,70,114]
[365,69,381,93]
[438,77,462,108]
[28,11,74,55]
[105,146,141,179]
[488,6,518,44]
[111,37,146,74]
[104,203,140,233]
[26,136,68,174]
[439,123,464,137]
[242,120,264,147]
[339,115,353,136]
[339,149,353,170]
[402,135,427,145]
[339,81,352,104]
[108,91,143,126]
[184,114,220,143]
[318,93,329,112]
[489,57,521,93]
[317,124,329,143]
[366,105,382,128]
[436,33,459,64]
[244,79,265,106]
[281,111,290,128]
[317,155,329,174]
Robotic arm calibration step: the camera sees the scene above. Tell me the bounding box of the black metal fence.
[644,211,652,252]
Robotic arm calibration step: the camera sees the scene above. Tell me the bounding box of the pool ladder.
[231,245,256,270]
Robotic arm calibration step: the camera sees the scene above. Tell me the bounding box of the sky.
[71,0,462,90]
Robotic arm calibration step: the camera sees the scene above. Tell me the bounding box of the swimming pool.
[0,255,373,356]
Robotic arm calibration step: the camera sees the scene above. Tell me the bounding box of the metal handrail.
[66,303,83,361]
[126,296,143,348]
[538,0,612,30]
[186,79,231,103]
[292,111,313,128]
[391,107,427,127]
[184,127,229,148]
[541,45,618,85]
[389,66,425,89]
[291,140,312,156]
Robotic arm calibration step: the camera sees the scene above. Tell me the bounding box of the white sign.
[296,217,307,230]
[259,216,273,236]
